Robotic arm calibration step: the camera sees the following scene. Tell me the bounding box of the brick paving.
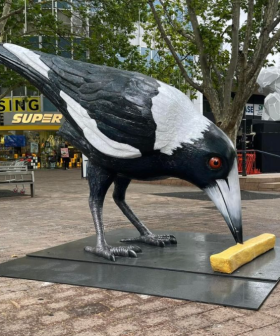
[1,169,280,336]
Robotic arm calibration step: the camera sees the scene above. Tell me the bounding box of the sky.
[223,9,279,65]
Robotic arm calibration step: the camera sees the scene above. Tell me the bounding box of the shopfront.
[0,95,82,169]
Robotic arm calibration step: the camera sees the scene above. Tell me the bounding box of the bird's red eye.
[209,157,222,169]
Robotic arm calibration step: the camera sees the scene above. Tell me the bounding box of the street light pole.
[242,107,247,176]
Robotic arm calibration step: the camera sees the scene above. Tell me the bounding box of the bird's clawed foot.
[120,234,177,247]
[84,244,142,261]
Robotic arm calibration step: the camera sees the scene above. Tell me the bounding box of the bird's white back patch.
[152,81,211,155]
[60,91,141,159]
[3,43,50,79]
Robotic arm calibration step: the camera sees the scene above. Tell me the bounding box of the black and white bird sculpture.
[0,44,243,260]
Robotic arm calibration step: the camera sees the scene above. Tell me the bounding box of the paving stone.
[203,320,253,335]
[0,169,280,335]
[175,314,214,332]
[173,302,215,318]
[263,304,280,318]
[105,321,141,336]
[134,325,183,336]
[41,311,70,325]
[77,332,107,336]
[137,298,182,313]
[235,311,279,328]
[137,309,172,327]
[199,307,245,323]
[77,291,109,302]
[36,326,70,336]
[107,290,127,297]
[106,296,140,308]
[54,289,79,299]
[241,323,280,336]
[47,301,70,309]
[73,317,105,332]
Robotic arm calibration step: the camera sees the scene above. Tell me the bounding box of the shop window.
[73,38,87,60]
[151,50,160,62]
[141,47,151,61]
[58,37,72,58]
[0,87,11,97]
[72,12,84,36]
[28,36,39,49]
[57,1,71,9]
[13,86,25,97]
[41,36,57,54]
[27,88,39,96]
[57,9,71,26]
[43,97,58,112]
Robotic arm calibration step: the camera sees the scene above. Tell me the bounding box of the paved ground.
[1,169,280,336]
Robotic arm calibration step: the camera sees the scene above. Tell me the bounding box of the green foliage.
[144,0,280,96]
[0,0,149,95]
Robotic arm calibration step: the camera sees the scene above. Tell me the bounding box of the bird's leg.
[84,163,142,261]
[113,176,177,247]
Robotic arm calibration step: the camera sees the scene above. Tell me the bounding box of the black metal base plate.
[28,229,280,282]
[0,229,279,310]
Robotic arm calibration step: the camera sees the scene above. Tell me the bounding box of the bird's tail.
[0,43,50,91]
[0,43,75,128]
[0,43,92,155]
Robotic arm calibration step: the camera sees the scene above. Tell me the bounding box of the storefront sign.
[4,112,64,125]
[30,142,39,153]
[0,97,41,112]
[245,104,254,116]
[254,104,264,117]
[61,148,69,158]
[246,103,264,117]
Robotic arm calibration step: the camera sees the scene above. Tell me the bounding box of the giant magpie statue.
[0,44,243,261]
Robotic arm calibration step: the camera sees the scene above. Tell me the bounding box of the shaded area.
[0,189,28,197]
[153,190,280,201]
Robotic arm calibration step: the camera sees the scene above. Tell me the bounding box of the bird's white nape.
[152,81,211,155]
[60,91,142,159]
[3,43,50,79]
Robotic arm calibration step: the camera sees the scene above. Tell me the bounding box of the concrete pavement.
[1,169,280,336]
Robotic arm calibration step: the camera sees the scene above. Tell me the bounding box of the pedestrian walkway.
[0,169,280,335]
[134,173,280,192]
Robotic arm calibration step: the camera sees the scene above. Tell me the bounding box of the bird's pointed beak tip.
[234,229,243,245]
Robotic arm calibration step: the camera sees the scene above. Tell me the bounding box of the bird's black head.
[174,124,235,188]
[171,123,243,245]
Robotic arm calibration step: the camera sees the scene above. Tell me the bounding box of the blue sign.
[4,135,26,147]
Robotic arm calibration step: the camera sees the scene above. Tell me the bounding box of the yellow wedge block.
[210,233,276,274]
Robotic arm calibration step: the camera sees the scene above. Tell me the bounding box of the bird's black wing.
[37,53,159,154]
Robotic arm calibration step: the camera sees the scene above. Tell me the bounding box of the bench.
[0,165,35,197]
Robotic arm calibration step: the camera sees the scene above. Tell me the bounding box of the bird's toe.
[121,234,177,247]
[84,245,116,261]
[110,246,140,258]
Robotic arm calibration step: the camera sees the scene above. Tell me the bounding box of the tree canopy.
[145,0,280,141]
[0,0,148,98]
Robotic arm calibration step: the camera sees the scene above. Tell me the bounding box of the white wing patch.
[3,43,50,79]
[152,81,211,155]
[60,91,141,159]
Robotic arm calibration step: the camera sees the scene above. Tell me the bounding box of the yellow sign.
[11,113,63,124]
[0,97,41,112]
[4,112,63,125]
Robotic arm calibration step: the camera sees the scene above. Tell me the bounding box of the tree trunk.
[222,123,238,147]
[0,0,12,42]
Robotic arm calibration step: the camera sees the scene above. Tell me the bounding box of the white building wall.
[192,92,203,114]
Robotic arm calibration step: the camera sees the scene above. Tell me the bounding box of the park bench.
[0,161,35,197]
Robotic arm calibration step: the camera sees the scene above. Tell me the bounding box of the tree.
[0,0,148,99]
[145,0,280,143]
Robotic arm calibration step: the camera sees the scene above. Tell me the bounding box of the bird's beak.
[204,158,243,244]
